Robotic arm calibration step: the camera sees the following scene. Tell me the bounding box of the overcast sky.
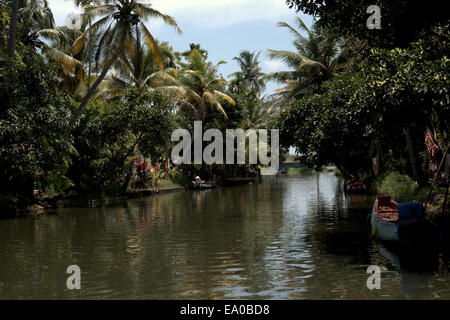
[51,0,313,95]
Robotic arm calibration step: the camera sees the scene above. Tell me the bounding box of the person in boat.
[192,176,205,185]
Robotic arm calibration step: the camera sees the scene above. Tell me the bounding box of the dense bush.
[377,172,419,202]
[68,88,176,196]
[277,28,449,182]
[0,50,73,210]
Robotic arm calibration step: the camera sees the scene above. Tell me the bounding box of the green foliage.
[265,17,347,106]
[377,172,419,202]
[277,71,372,177]
[69,88,176,196]
[0,50,73,209]
[277,27,449,181]
[0,0,9,50]
[285,0,448,48]
[363,28,450,141]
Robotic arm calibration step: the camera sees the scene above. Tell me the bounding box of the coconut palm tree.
[242,96,273,129]
[70,0,182,125]
[229,50,266,95]
[174,49,235,120]
[107,38,180,95]
[265,17,347,107]
[17,0,55,49]
[181,43,208,60]
[38,12,102,96]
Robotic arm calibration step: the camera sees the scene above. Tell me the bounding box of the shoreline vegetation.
[0,0,449,244]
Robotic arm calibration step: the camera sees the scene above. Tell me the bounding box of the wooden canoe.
[371,195,399,242]
[344,180,367,194]
[371,195,437,246]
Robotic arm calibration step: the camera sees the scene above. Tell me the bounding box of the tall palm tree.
[181,43,208,60]
[265,17,346,107]
[229,50,266,94]
[13,0,85,89]
[108,38,180,94]
[18,0,55,49]
[70,0,182,125]
[176,49,235,120]
[74,1,101,90]
[242,97,273,130]
[7,0,19,57]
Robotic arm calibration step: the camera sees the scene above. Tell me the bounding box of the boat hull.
[371,208,399,242]
[371,199,437,246]
[344,181,366,194]
[189,183,215,190]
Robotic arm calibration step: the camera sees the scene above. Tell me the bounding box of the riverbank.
[22,176,259,217]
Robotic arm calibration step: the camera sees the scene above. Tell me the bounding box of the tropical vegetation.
[0,0,449,216]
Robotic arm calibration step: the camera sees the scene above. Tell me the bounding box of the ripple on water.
[0,172,449,299]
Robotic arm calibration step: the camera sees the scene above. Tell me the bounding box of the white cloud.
[49,0,295,30]
[263,59,287,73]
[48,0,81,25]
[148,0,293,29]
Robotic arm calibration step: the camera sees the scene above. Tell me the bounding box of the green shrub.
[377,172,419,202]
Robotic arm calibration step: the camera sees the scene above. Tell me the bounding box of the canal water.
[0,172,449,299]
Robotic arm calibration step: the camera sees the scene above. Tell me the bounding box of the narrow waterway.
[0,172,449,299]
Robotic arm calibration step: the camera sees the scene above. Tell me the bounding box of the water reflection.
[0,172,449,299]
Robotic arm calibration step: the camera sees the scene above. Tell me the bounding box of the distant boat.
[223,177,256,186]
[344,179,366,193]
[189,182,215,190]
[371,195,436,246]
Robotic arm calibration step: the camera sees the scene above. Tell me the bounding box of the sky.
[51,0,313,95]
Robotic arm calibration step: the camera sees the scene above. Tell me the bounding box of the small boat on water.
[371,195,436,246]
[189,182,215,190]
[344,179,366,193]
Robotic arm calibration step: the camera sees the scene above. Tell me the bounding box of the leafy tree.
[0,49,73,210]
[277,71,373,178]
[362,28,450,182]
[285,0,449,48]
[277,27,449,183]
[7,0,19,57]
[69,89,176,195]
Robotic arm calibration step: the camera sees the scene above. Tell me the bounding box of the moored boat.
[344,179,366,193]
[371,195,436,246]
[371,195,399,241]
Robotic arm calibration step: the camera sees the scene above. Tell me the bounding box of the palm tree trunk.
[87,19,92,90]
[373,140,383,175]
[7,0,19,58]
[70,50,120,126]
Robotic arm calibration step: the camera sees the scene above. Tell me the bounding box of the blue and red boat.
[371,195,436,246]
